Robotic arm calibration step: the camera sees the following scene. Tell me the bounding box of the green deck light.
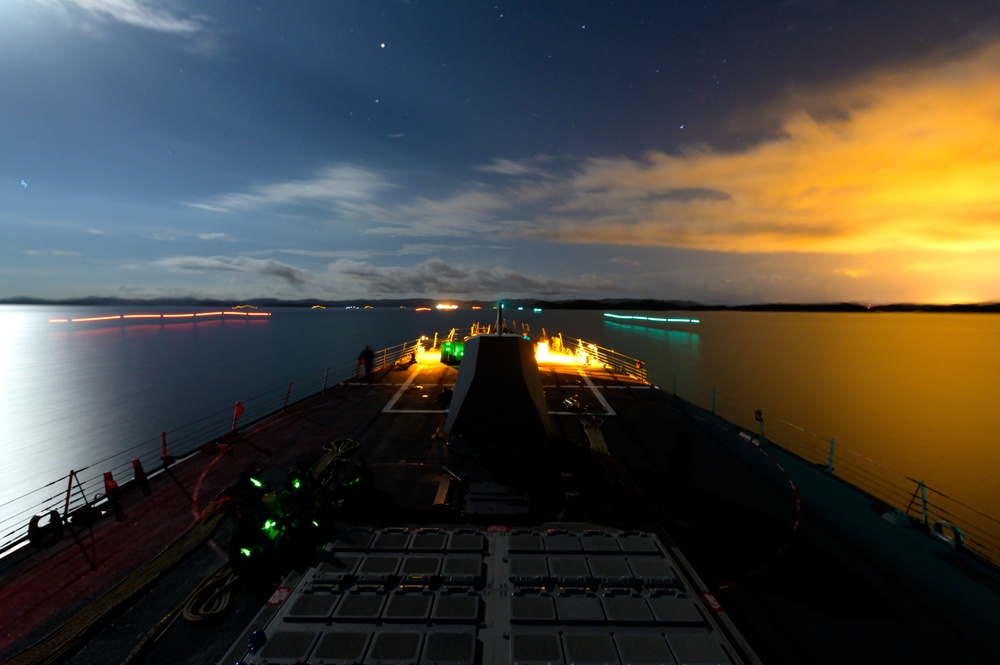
[604,312,700,324]
[240,547,252,557]
[250,477,264,489]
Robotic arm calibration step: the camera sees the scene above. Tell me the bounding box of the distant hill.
[2,295,998,313]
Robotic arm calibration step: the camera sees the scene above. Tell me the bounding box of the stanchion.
[133,459,151,496]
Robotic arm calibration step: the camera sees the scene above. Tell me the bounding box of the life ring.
[930,520,964,549]
[28,510,63,548]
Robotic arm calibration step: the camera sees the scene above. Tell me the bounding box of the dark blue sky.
[4,1,999,303]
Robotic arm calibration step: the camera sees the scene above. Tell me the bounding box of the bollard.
[103,471,126,521]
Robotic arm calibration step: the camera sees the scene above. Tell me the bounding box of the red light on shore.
[70,315,122,322]
[49,310,272,324]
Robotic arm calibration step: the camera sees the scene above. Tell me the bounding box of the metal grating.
[222,524,739,665]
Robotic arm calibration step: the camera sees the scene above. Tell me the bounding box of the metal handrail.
[668,374,1000,567]
[0,338,423,556]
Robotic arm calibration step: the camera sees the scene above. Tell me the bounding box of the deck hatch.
[329,528,375,550]
[333,592,387,620]
[284,592,341,622]
[509,555,548,583]
[441,555,483,584]
[554,592,605,622]
[647,595,705,625]
[254,629,319,663]
[601,593,656,624]
[543,533,583,552]
[410,530,449,550]
[547,556,590,581]
[382,592,433,621]
[562,633,620,665]
[315,554,362,581]
[311,630,372,663]
[401,554,442,577]
[510,632,564,665]
[221,525,750,665]
[372,529,411,550]
[510,593,557,623]
[613,633,677,665]
[431,593,482,622]
[666,634,733,665]
[366,630,424,664]
[422,631,478,664]
[587,557,632,584]
[447,531,486,552]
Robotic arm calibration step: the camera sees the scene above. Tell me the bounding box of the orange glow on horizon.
[522,40,1000,303]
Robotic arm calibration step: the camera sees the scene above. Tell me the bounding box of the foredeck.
[1,348,998,665]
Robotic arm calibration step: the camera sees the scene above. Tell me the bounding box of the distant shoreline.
[2,296,998,313]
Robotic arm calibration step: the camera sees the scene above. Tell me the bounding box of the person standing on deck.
[358,345,375,379]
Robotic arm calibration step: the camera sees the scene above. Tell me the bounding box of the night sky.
[3,1,999,304]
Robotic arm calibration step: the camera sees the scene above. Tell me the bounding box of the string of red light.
[48,311,272,323]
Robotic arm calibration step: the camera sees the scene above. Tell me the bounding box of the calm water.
[1,305,998,548]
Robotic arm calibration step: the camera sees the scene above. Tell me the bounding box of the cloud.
[609,256,641,267]
[156,255,311,287]
[187,164,392,214]
[197,232,232,241]
[520,41,1000,255]
[368,190,517,237]
[834,267,871,279]
[475,155,556,177]
[39,0,213,43]
[329,258,617,297]
[24,249,81,258]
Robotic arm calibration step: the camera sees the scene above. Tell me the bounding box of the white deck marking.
[578,369,617,416]
[381,369,420,412]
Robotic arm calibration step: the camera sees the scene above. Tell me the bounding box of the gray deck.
[1,352,998,665]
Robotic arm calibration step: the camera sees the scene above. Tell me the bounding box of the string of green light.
[603,313,700,324]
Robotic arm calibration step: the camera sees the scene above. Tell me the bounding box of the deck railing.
[4,328,995,571]
[665,375,1000,567]
[0,338,424,556]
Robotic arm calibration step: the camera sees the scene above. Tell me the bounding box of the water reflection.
[603,319,702,391]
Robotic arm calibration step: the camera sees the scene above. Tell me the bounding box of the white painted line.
[577,369,617,416]
[382,370,420,413]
